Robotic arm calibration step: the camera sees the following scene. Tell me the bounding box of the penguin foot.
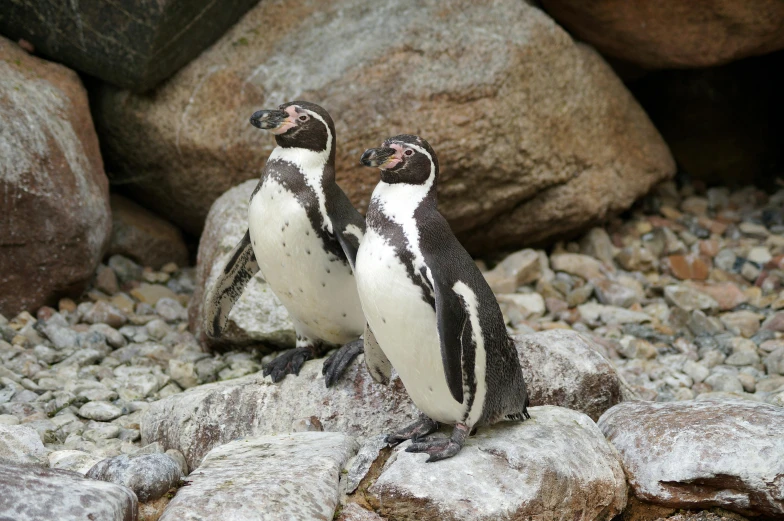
[405,423,469,463]
[322,339,364,388]
[385,415,439,446]
[263,347,315,382]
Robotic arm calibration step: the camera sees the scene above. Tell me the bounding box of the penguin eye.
[404,149,414,156]
[298,114,309,122]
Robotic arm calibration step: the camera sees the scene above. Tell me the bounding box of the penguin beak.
[360,147,397,168]
[250,109,292,133]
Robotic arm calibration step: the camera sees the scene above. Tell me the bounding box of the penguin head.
[250,101,335,154]
[360,134,439,185]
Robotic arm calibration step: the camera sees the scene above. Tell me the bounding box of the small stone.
[748,246,772,264]
[738,222,769,238]
[165,449,189,476]
[483,249,542,294]
[155,297,187,322]
[78,402,124,421]
[145,319,171,340]
[664,285,719,312]
[81,301,127,329]
[161,262,179,274]
[0,414,20,425]
[566,284,594,307]
[550,253,604,280]
[700,350,727,369]
[757,376,784,393]
[48,449,103,475]
[497,293,546,321]
[593,277,642,308]
[616,245,657,272]
[58,298,77,313]
[580,228,615,264]
[168,360,199,389]
[683,360,710,384]
[704,374,744,393]
[741,261,761,282]
[108,255,143,283]
[720,311,762,338]
[95,265,120,295]
[687,282,748,311]
[764,347,784,376]
[762,312,784,332]
[737,373,756,393]
[109,293,136,315]
[668,254,710,281]
[130,283,178,305]
[83,421,122,442]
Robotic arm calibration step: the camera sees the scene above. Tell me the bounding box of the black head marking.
[360,134,438,185]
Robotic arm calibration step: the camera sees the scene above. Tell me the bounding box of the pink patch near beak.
[269,106,298,135]
[379,143,405,169]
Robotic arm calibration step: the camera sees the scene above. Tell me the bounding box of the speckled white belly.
[356,229,466,424]
[248,177,364,344]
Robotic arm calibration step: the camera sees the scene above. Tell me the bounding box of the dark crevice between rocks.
[341,445,394,520]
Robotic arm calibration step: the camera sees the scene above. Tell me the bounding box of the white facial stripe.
[267,107,334,234]
[451,280,487,423]
[344,224,364,242]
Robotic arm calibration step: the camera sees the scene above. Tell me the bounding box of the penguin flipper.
[363,324,392,385]
[328,186,366,269]
[433,277,468,404]
[203,229,259,338]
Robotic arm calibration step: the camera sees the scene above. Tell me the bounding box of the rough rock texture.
[0,424,47,466]
[0,37,111,317]
[598,400,784,517]
[87,452,183,502]
[370,406,627,521]
[159,433,357,521]
[0,462,138,521]
[0,0,260,91]
[141,332,625,469]
[141,358,418,470]
[188,180,294,349]
[106,194,189,269]
[541,0,784,68]
[515,330,624,421]
[337,503,386,521]
[93,0,674,252]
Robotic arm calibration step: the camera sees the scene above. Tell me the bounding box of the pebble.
[78,402,124,422]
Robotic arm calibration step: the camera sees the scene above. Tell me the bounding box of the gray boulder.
[0,0,260,91]
[159,433,357,521]
[87,453,183,502]
[599,400,784,517]
[0,424,47,466]
[370,406,627,521]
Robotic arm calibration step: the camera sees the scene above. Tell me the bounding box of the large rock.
[141,332,625,470]
[93,0,674,252]
[0,37,111,317]
[0,0,260,91]
[541,0,784,69]
[369,406,627,521]
[0,424,47,466]
[0,462,137,521]
[159,433,356,521]
[188,180,295,349]
[515,330,624,421]
[142,359,417,470]
[598,400,784,517]
[106,194,189,269]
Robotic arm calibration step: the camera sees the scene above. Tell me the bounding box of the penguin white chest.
[355,229,467,424]
[248,176,364,344]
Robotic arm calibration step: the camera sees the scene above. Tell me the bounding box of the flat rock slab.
[0,462,137,521]
[141,358,419,470]
[370,406,627,521]
[142,332,625,470]
[598,400,784,517]
[159,432,357,521]
[515,330,624,421]
[0,424,46,466]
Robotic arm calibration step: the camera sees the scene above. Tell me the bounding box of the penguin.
[356,134,530,462]
[204,101,374,387]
